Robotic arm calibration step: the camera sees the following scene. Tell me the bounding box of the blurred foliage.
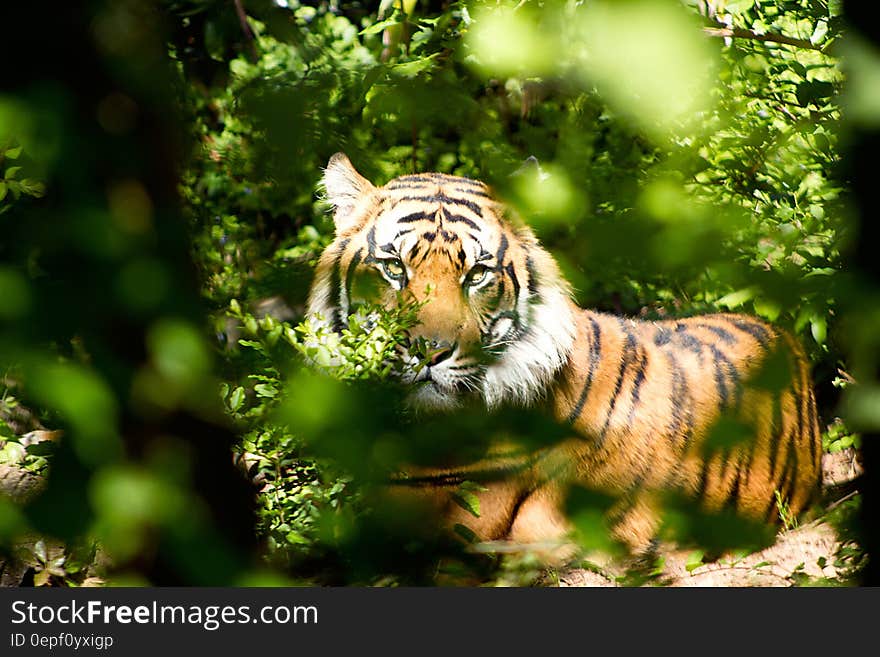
[0,0,875,585]
[0,0,263,585]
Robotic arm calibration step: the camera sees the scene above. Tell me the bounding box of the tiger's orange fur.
[307,153,822,555]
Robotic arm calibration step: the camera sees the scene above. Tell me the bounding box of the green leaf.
[34,539,47,562]
[4,166,21,180]
[725,0,755,13]
[4,146,22,159]
[453,523,478,543]
[810,316,827,345]
[0,182,6,201]
[285,530,309,545]
[790,61,807,79]
[452,488,481,518]
[229,386,246,412]
[796,81,834,107]
[753,297,780,322]
[391,53,440,78]
[359,15,400,36]
[254,383,278,399]
[451,482,486,518]
[716,287,757,310]
[810,21,828,46]
[19,179,45,198]
[238,339,264,350]
[685,549,705,572]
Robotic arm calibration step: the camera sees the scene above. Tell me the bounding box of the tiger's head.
[307,153,576,411]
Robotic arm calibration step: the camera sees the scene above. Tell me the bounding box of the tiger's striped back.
[553,311,821,548]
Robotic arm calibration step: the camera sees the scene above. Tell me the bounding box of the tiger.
[306,152,823,558]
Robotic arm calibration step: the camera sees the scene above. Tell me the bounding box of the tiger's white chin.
[407,382,465,413]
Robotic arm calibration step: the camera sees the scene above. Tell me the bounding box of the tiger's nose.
[428,341,456,366]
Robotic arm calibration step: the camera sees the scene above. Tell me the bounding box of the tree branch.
[233,0,259,62]
[704,25,826,53]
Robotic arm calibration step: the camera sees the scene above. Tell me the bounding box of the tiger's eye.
[381,258,406,281]
[464,264,491,288]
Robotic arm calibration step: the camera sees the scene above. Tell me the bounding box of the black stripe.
[389,174,481,186]
[387,176,487,193]
[344,248,362,308]
[436,174,482,186]
[365,225,377,261]
[797,351,819,473]
[386,182,434,192]
[492,275,506,306]
[729,318,771,347]
[665,326,740,409]
[775,430,797,502]
[712,352,729,408]
[674,327,705,361]
[485,310,518,344]
[595,321,639,448]
[778,444,798,516]
[566,317,603,424]
[708,344,740,409]
[696,458,712,501]
[397,210,435,224]
[395,193,484,218]
[504,262,520,302]
[442,210,481,230]
[442,196,483,217]
[654,327,672,346]
[525,255,539,296]
[495,233,509,267]
[416,173,485,188]
[697,323,737,345]
[767,392,784,479]
[388,175,436,184]
[665,352,695,450]
[329,238,351,332]
[453,187,492,198]
[723,458,745,511]
[426,173,462,182]
[626,350,649,423]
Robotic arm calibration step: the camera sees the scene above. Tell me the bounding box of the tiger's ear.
[322,153,375,234]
